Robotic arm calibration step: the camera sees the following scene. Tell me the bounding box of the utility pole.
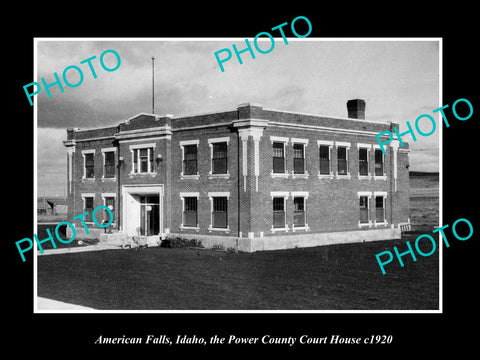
[152,56,155,114]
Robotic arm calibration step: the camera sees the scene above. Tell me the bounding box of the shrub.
[212,243,225,251]
[161,236,203,249]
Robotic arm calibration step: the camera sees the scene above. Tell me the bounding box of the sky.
[36,39,440,196]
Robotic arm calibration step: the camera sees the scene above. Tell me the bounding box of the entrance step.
[98,232,161,248]
[98,232,128,246]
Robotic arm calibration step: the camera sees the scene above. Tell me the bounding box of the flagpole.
[151,56,155,114]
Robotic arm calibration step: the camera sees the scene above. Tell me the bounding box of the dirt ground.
[409,173,439,233]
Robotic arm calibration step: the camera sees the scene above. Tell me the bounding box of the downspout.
[116,139,121,231]
[237,131,241,249]
[71,148,75,222]
[389,123,394,231]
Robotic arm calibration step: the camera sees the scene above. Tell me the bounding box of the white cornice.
[115,126,172,140]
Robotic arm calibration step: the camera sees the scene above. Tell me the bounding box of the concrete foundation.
[169,227,401,253]
[249,228,400,252]
[69,226,401,252]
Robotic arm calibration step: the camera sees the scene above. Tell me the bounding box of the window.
[84,153,94,178]
[291,192,309,230]
[183,197,198,227]
[212,196,228,228]
[271,191,289,231]
[272,197,286,228]
[180,140,199,179]
[104,151,115,178]
[358,191,372,227]
[84,196,94,222]
[212,142,228,174]
[272,142,285,173]
[318,141,334,178]
[293,197,305,227]
[270,137,289,177]
[375,149,384,176]
[208,137,230,178]
[375,196,385,223]
[293,143,305,174]
[335,142,351,178]
[357,143,372,178]
[359,148,369,176]
[183,144,198,176]
[373,192,388,225]
[104,196,115,223]
[319,145,330,175]
[132,147,154,173]
[337,146,348,175]
[359,196,369,225]
[208,192,230,231]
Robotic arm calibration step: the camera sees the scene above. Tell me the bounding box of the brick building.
[63,99,410,251]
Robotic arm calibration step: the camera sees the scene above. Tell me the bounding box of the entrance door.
[139,195,160,235]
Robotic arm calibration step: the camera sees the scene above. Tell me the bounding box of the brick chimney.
[347,99,366,119]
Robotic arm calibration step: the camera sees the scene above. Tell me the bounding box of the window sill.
[271,225,289,233]
[180,225,200,231]
[208,173,230,179]
[374,175,387,180]
[292,172,309,179]
[101,177,116,182]
[208,226,230,232]
[358,221,372,228]
[358,174,372,180]
[82,177,95,181]
[180,174,200,180]
[336,173,351,179]
[318,172,334,179]
[374,221,388,227]
[292,224,310,232]
[129,172,157,177]
[271,172,289,178]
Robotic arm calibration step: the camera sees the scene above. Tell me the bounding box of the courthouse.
[63,99,411,251]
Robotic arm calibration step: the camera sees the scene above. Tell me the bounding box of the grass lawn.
[37,235,439,310]
[36,223,100,250]
[37,172,439,310]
